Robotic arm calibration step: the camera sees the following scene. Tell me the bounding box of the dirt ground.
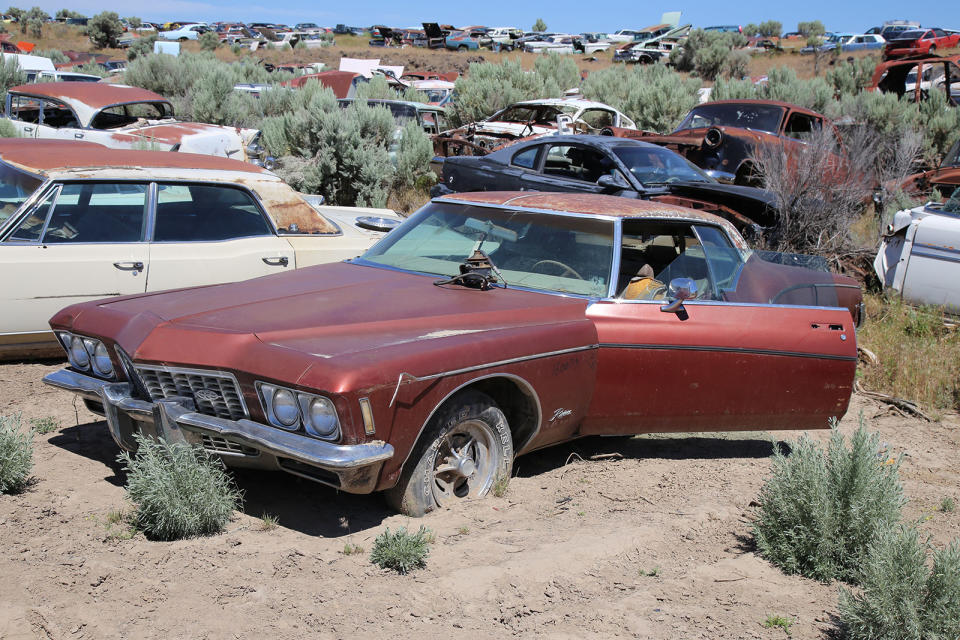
[1,359,957,640]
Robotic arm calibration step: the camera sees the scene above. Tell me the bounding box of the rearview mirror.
[660,277,697,315]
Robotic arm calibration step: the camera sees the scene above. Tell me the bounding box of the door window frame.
[149,181,277,243]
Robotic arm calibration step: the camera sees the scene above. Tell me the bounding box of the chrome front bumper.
[43,368,394,493]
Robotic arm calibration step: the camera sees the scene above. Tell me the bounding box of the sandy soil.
[1,359,957,639]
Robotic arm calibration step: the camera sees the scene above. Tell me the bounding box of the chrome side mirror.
[660,277,697,315]
[597,173,629,192]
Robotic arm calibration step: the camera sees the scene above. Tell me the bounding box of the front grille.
[201,434,258,456]
[133,365,247,421]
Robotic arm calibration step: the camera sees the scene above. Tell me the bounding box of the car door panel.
[582,301,857,434]
[146,236,294,291]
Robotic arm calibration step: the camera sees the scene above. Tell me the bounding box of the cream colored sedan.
[0,140,401,358]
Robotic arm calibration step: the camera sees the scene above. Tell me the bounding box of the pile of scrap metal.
[613,24,691,64]
[432,97,638,158]
[898,141,960,198]
[875,186,960,313]
[870,54,960,105]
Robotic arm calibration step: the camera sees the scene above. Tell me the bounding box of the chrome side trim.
[912,243,960,265]
[395,372,544,473]
[593,298,851,312]
[388,344,597,406]
[597,342,859,362]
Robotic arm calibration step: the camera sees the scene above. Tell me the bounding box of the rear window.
[891,30,926,40]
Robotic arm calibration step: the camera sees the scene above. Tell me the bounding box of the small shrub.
[0,118,19,138]
[87,11,123,49]
[0,55,26,105]
[33,48,69,63]
[29,416,59,434]
[370,526,432,574]
[256,513,278,531]
[198,30,219,51]
[0,414,33,493]
[394,119,433,189]
[491,474,510,498]
[839,527,960,639]
[581,63,701,133]
[643,566,661,577]
[126,34,158,61]
[940,497,956,513]
[457,526,470,535]
[342,542,364,555]
[752,415,904,584]
[532,18,547,32]
[118,434,241,540]
[764,614,793,634]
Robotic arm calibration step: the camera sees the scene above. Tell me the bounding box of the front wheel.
[384,391,513,516]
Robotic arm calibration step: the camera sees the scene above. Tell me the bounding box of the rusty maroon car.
[44,193,861,516]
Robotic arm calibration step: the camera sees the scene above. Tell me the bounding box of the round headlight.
[70,336,90,369]
[306,397,338,438]
[92,342,114,377]
[272,388,300,428]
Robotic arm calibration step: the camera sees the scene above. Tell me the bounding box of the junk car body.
[883,28,960,59]
[0,140,400,358]
[3,82,270,165]
[870,55,960,105]
[899,140,960,197]
[608,100,842,186]
[432,135,780,231]
[874,187,960,313]
[44,192,860,516]
[435,98,637,154]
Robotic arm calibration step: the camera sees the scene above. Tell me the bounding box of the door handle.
[113,261,144,271]
[262,256,289,267]
[74,133,84,139]
[23,126,32,132]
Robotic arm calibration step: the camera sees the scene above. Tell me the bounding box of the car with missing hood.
[44,191,860,516]
[4,82,271,166]
[606,100,844,186]
[432,134,780,232]
[0,139,401,359]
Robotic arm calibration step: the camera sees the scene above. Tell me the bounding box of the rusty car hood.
[54,261,596,390]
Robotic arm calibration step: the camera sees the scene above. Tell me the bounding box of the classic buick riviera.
[0,139,400,358]
[44,193,861,516]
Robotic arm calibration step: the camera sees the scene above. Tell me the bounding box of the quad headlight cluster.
[55,332,115,379]
[256,382,340,441]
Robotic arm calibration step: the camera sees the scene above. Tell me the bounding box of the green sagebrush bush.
[0,117,19,137]
[119,434,240,540]
[753,416,904,583]
[0,414,33,493]
[669,29,748,81]
[448,54,579,127]
[370,526,432,574]
[33,48,69,64]
[395,119,435,190]
[356,75,428,103]
[261,84,396,206]
[581,63,701,133]
[839,526,960,640]
[0,55,25,104]
[198,30,220,51]
[87,11,123,49]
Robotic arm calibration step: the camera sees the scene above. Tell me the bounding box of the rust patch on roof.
[8,82,169,111]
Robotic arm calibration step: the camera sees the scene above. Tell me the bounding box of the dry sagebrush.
[0,414,33,494]
[119,434,241,540]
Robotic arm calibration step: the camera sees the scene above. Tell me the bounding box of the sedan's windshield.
[0,162,42,225]
[613,145,713,185]
[361,202,615,297]
[675,103,786,135]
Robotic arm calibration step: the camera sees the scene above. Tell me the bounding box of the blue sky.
[36,1,959,34]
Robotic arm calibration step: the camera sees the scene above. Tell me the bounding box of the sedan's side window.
[6,187,58,242]
[542,145,610,182]
[784,113,821,140]
[37,98,80,129]
[7,183,148,243]
[579,109,615,130]
[511,146,540,169]
[153,184,272,242]
[8,95,42,123]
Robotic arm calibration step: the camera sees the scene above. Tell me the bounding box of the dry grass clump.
[858,295,960,414]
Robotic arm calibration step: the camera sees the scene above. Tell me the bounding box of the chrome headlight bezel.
[256,382,341,442]
[56,331,116,380]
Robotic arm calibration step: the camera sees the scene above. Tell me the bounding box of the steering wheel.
[531,260,585,280]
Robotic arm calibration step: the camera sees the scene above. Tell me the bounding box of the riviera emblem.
[550,408,572,422]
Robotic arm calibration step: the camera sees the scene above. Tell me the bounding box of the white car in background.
[4,82,271,166]
[0,139,401,358]
[158,23,211,40]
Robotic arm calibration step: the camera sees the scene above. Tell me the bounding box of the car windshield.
[675,103,786,134]
[613,145,713,185]
[360,202,615,297]
[943,187,960,214]
[0,161,42,225]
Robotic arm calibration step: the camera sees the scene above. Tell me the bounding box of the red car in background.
[884,28,960,59]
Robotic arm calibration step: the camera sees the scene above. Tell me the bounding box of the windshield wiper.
[434,249,508,290]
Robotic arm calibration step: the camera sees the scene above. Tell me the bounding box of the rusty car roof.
[698,98,827,117]
[437,191,736,223]
[0,139,268,174]
[8,82,169,109]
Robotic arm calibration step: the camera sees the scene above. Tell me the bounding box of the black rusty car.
[432,135,779,231]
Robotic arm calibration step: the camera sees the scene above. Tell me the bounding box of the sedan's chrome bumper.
[43,368,393,493]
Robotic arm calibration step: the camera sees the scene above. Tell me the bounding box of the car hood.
[108,120,257,149]
[56,261,596,390]
[665,181,778,222]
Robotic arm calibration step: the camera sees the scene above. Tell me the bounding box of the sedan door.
[582,219,857,435]
[145,183,294,292]
[0,182,149,346]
